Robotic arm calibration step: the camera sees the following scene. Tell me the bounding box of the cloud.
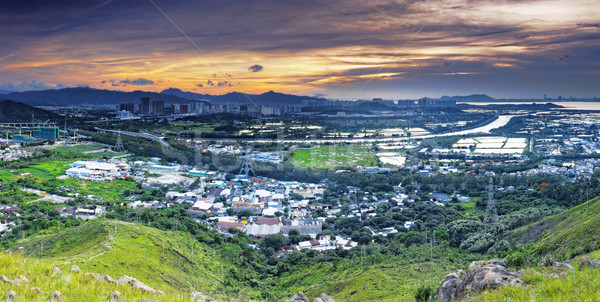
[248,64,263,72]
[206,80,214,86]
[196,83,203,87]
[217,81,232,87]
[0,80,68,92]
[119,78,154,85]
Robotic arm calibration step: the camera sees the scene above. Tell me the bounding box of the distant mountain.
[439,94,496,102]
[161,88,321,105]
[4,87,205,106]
[0,89,12,95]
[0,99,60,122]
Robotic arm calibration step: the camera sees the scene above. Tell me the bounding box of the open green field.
[169,122,219,132]
[292,145,377,169]
[54,143,109,152]
[23,160,73,179]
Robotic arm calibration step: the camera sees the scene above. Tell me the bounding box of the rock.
[70,265,82,273]
[579,257,600,268]
[109,291,123,302]
[191,291,206,301]
[13,275,29,285]
[315,293,336,302]
[434,272,463,301]
[116,275,136,285]
[131,280,163,294]
[462,262,522,292]
[0,275,12,283]
[29,287,43,294]
[104,275,117,283]
[4,291,18,302]
[289,292,310,302]
[51,267,62,275]
[49,291,64,302]
[468,259,506,270]
[552,261,575,271]
[84,272,106,282]
[434,259,522,301]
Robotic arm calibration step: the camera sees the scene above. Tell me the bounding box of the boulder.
[109,291,123,302]
[84,272,106,282]
[289,292,309,302]
[552,261,575,271]
[131,280,163,294]
[49,291,64,302]
[70,265,82,273]
[434,259,522,301]
[4,291,18,302]
[191,291,207,301]
[434,272,463,301]
[116,276,136,285]
[51,267,62,276]
[104,275,118,283]
[315,293,336,302]
[578,257,600,268]
[461,262,521,293]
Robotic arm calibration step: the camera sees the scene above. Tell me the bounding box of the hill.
[13,220,258,300]
[0,99,60,122]
[3,87,205,106]
[507,196,600,261]
[161,88,322,105]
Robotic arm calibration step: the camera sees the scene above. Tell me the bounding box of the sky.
[0,0,599,99]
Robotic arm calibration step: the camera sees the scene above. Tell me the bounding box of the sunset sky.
[1,0,599,99]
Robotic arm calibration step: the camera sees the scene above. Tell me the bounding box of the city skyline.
[1,0,600,99]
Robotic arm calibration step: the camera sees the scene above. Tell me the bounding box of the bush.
[414,285,434,302]
[459,232,495,254]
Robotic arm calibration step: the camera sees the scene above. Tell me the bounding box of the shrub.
[414,285,434,302]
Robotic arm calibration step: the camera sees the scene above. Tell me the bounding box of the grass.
[22,160,72,179]
[509,196,600,260]
[292,145,377,169]
[0,251,194,302]
[470,265,600,301]
[13,220,259,301]
[60,178,138,202]
[275,246,476,302]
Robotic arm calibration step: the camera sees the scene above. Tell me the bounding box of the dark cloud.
[196,83,203,87]
[0,80,67,92]
[206,80,214,86]
[217,81,232,87]
[119,78,154,85]
[248,64,263,72]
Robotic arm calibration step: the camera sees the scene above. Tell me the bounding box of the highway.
[94,127,172,148]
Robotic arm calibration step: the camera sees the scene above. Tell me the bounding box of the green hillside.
[507,196,600,261]
[0,99,59,122]
[12,220,258,301]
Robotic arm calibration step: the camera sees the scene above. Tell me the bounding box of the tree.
[260,234,288,252]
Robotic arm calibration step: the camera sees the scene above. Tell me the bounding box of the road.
[94,128,172,148]
[189,115,517,145]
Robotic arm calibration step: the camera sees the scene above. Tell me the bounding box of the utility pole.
[239,146,255,178]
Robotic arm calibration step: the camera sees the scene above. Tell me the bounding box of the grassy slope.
[469,266,600,302]
[13,220,257,301]
[508,196,600,260]
[275,247,476,302]
[0,252,194,302]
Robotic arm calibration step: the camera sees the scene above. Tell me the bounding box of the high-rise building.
[152,100,164,115]
[140,97,151,114]
[179,104,189,114]
[119,102,135,113]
